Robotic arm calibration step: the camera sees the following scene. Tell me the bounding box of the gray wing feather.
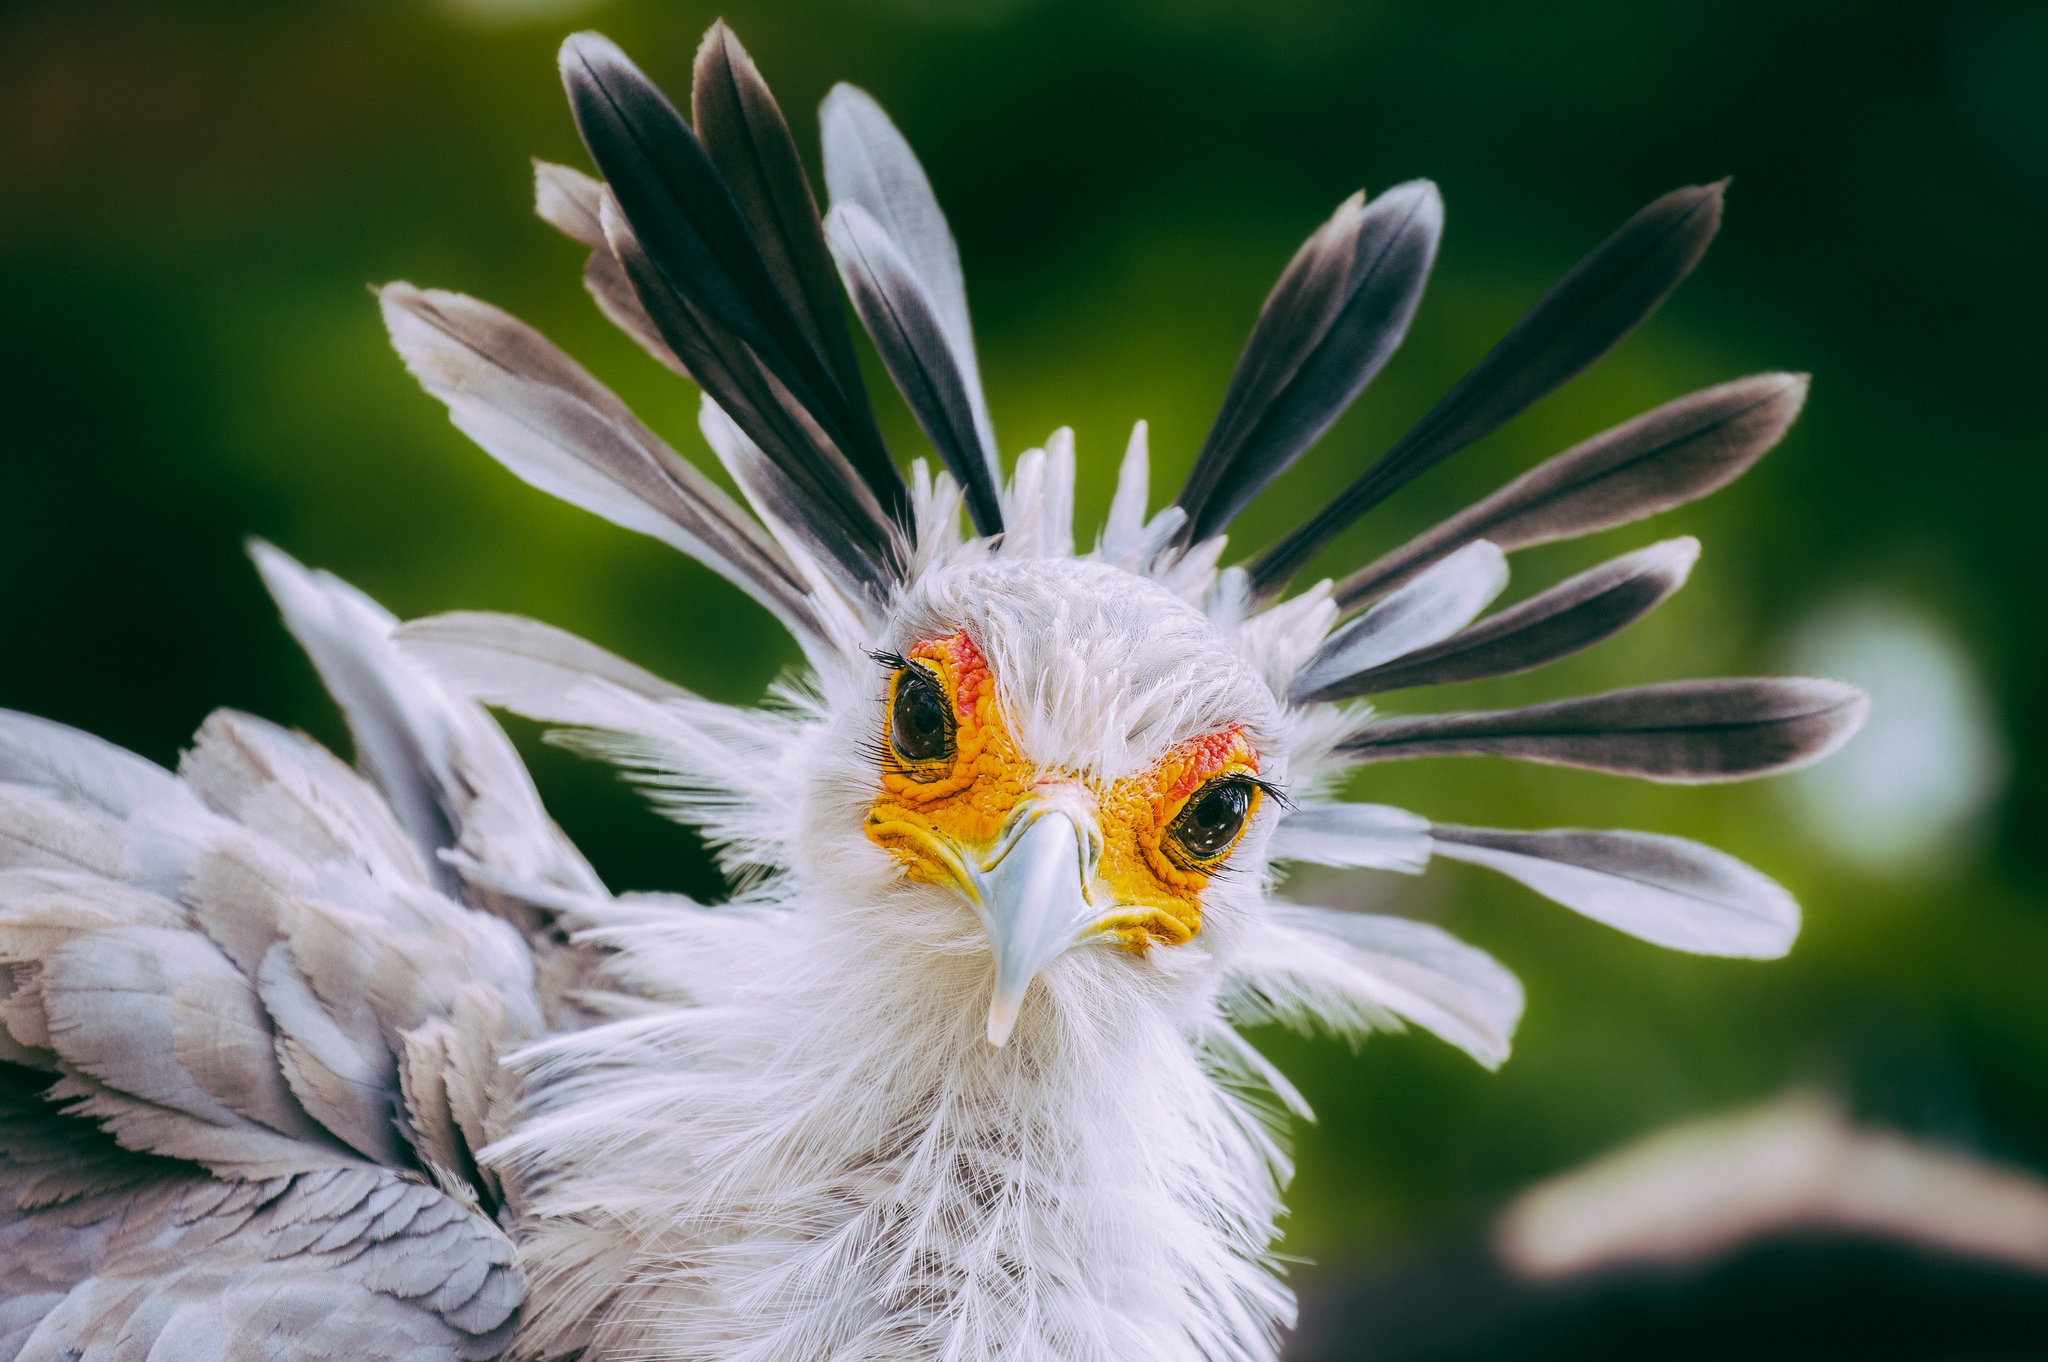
[0,557,587,1356]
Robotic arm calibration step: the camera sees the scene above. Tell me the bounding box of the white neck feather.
[499,874,1296,1362]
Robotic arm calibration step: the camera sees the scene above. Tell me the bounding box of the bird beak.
[964,797,1102,1047]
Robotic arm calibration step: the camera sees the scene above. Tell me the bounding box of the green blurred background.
[1,0,2044,1339]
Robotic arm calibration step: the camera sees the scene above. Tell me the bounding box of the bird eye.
[889,666,955,765]
[1169,778,1257,864]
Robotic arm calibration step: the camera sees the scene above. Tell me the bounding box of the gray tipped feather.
[379,281,822,640]
[1176,182,1442,543]
[533,159,607,248]
[397,611,690,721]
[1302,537,1699,701]
[250,540,460,895]
[0,710,187,820]
[1291,539,1507,700]
[1431,824,1800,958]
[0,1092,520,1362]
[1341,676,1868,782]
[1251,182,1726,595]
[558,32,906,524]
[826,202,1005,536]
[1337,372,1806,606]
[533,160,690,377]
[820,82,993,461]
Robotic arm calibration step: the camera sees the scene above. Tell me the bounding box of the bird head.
[847,558,1283,1044]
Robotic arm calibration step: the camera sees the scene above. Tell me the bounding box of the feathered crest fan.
[0,24,1863,1362]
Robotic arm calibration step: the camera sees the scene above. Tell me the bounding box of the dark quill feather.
[1299,537,1698,701]
[1251,182,1726,596]
[1175,182,1442,544]
[691,23,884,463]
[558,32,906,525]
[1340,676,1867,783]
[1336,372,1804,607]
[600,195,901,598]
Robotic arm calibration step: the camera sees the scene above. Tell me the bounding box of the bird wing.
[0,545,601,1360]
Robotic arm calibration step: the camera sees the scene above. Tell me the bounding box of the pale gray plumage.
[0,703,530,1357]
[379,282,822,642]
[0,25,1867,1362]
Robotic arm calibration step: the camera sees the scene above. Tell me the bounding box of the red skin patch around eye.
[909,631,991,723]
[1160,725,1256,807]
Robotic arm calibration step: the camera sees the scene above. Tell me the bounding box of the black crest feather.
[1251,183,1726,595]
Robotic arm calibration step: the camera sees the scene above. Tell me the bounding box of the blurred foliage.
[1,0,2044,1290]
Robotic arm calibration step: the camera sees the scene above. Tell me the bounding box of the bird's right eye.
[890,666,955,765]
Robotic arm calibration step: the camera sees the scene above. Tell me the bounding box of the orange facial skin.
[864,630,1263,950]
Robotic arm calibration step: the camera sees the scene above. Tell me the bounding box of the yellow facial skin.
[864,631,1263,950]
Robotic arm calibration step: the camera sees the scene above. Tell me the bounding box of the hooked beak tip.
[986,991,1022,1047]
[966,802,1101,1050]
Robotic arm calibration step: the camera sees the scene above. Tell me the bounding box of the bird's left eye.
[889,666,955,765]
[1168,778,1257,864]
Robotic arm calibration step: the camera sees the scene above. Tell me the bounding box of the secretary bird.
[0,24,1866,1362]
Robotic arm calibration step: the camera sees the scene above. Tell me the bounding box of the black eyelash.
[1240,775,1294,812]
[1160,773,1278,874]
